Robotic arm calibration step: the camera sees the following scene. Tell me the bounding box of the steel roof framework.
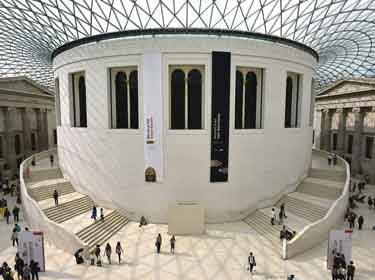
[0,0,374,89]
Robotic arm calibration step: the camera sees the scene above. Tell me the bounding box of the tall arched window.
[171,69,186,129]
[285,77,293,128]
[78,76,87,127]
[129,70,139,129]
[235,67,263,129]
[188,69,202,129]
[110,67,139,129]
[115,72,128,128]
[170,66,204,130]
[70,72,87,127]
[285,72,302,128]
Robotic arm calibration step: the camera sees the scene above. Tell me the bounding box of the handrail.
[20,149,88,255]
[283,149,350,259]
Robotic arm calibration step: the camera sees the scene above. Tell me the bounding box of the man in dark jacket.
[12,206,20,223]
[53,190,59,206]
[347,261,355,280]
[248,252,256,273]
[358,215,364,230]
[30,260,40,280]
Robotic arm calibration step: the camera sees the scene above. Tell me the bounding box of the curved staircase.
[26,161,129,253]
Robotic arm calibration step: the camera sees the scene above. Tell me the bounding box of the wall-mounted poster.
[210,52,231,182]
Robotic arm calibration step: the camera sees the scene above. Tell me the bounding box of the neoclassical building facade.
[314,78,375,183]
[0,77,56,181]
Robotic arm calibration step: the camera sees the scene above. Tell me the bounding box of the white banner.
[143,53,163,182]
[327,229,352,270]
[18,230,46,272]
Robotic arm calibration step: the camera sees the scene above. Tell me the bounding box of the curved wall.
[53,35,317,223]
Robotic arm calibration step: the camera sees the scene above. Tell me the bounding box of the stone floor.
[1,184,375,280]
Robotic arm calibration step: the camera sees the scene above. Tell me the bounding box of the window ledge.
[167,129,208,136]
[284,127,303,132]
[232,129,264,135]
[107,129,142,135]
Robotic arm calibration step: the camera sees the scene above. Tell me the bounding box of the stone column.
[321,109,332,151]
[2,107,17,175]
[42,109,49,149]
[351,107,364,174]
[336,108,346,156]
[21,108,32,157]
[313,109,322,149]
[36,108,44,151]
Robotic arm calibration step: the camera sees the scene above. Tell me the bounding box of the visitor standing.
[12,205,20,223]
[115,242,124,264]
[91,205,97,221]
[358,215,364,230]
[170,235,176,254]
[104,243,112,264]
[155,233,162,253]
[248,252,256,273]
[11,229,18,247]
[23,264,31,280]
[49,154,54,166]
[368,196,372,210]
[53,190,59,206]
[15,253,24,280]
[100,208,104,222]
[270,208,276,225]
[94,245,101,266]
[280,203,287,218]
[4,207,11,224]
[347,261,355,280]
[30,260,40,280]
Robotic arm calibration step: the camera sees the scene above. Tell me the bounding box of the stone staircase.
[26,167,129,253]
[29,181,75,201]
[243,164,346,247]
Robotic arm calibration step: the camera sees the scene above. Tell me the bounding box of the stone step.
[29,182,75,201]
[297,181,342,200]
[309,168,346,182]
[43,196,94,223]
[27,169,63,182]
[277,195,327,222]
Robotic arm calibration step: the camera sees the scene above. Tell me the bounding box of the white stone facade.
[53,35,317,223]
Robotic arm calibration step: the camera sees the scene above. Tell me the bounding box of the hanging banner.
[210,51,231,182]
[327,229,352,270]
[143,53,163,182]
[18,230,46,272]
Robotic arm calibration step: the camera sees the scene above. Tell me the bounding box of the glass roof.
[0,0,374,89]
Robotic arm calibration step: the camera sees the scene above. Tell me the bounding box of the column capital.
[336,108,344,113]
[352,107,361,113]
[371,107,375,112]
[323,108,330,113]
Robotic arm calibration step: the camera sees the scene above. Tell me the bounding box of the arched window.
[188,69,202,129]
[70,72,87,127]
[235,71,243,129]
[129,70,139,129]
[235,68,263,129]
[285,76,293,128]
[171,69,185,129]
[110,67,139,129]
[245,72,257,129]
[78,76,87,127]
[115,72,128,128]
[285,73,302,128]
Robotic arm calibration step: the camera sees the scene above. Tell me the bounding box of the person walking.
[91,205,97,221]
[100,208,104,222]
[11,229,18,247]
[4,207,11,224]
[30,260,40,280]
[104,243,112,264]
[53,190,59,206]
[280,203,287,218]
[248,252,256,273]
[170,235,176,254]
[12,205,20,223]
[347,261,355,280]
[115,242,124,264]
[367,196,372,210]
[15,253,24,280]
[349,213,356,229]
[155,233,162,254]
[278,209,283,225]
[358,215,364,230]
[94,245,101,266]
[23,264,31,280]
[270,208,276,225]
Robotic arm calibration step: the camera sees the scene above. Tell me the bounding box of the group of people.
[270,203,287,226]
[89,242,124,266]
[90,205,105,222]
[0,255,41,280]
[155,233,176,254]
[331,252,356,280]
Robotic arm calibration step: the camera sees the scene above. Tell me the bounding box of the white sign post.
[327,229,352,270]
[18,230,46,272]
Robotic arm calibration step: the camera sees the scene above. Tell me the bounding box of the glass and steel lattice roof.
[0,0,375,89]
